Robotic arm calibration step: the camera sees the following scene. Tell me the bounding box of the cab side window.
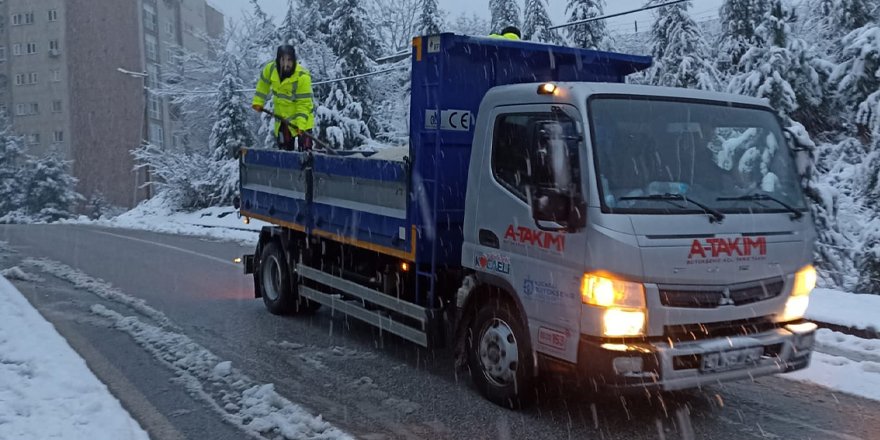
[491,112,581,202]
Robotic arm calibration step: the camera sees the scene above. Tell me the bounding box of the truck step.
[296,264,431,347]
[298,286,428,347]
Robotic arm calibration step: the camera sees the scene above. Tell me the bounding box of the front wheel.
[467,300,535,409]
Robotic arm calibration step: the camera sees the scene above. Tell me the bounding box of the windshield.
[588,97,807,215]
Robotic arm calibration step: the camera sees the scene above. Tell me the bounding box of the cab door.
[471,104,588,363]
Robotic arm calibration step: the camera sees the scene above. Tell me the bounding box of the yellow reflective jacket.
[252,61,315,134]
[489,32,520,40]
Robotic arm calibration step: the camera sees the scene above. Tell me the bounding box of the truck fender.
[453,273,536,376]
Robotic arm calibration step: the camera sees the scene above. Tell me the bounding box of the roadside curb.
[813,321,880,340]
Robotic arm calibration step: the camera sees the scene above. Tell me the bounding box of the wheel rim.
[261,253,282,301]
[478,318,519,386]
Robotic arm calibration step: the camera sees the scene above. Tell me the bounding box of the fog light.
[613,357,643,375]
[782,296,809,322]
[603,308,645,337]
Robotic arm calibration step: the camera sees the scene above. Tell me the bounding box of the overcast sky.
[209,0,724,36]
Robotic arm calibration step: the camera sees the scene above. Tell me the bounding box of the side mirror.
[783,128,813,178]
[531,187,586,232]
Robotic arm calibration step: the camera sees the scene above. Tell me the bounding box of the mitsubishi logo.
[719,288,735,306]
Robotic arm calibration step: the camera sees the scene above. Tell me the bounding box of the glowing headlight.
[781,265,816,321]
[792,265,817,297]
[603,308,646,337]
[581,273,646,308]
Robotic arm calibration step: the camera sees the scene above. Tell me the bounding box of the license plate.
[701,347,764,373]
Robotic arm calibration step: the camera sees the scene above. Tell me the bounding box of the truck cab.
[460,81,817,395]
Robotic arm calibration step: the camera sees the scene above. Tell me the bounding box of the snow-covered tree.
[367,0,422,54]
[831,24,880,136]
[419,0,442,35]
[834,0,876,35]
[209,53,253,160]
[277,0,298,45]
[132,142,237,210]
[489,0,521,33]
[565,0,611,50]
[449,12,492,36]
[0,116,26,219]
[646,0,722,91]
[329,0,381,139]
[728,1,822,123]
[718,0,769,73]
[20,151,82,222]
[523,0,563,44]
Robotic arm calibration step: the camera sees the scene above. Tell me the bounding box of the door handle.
[479,229,499,248]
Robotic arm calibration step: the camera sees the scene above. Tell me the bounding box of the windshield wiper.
[716,193,804,220]
[619,193,725,223]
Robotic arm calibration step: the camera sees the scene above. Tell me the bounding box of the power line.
[549,0,692,31]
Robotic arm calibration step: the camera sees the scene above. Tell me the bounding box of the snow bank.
[64,196,266,245]
[807,288,880,331]
[784,329,880,402]
[0,275,150,440]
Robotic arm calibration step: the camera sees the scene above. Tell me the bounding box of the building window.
[12,43,20,56]
[26,42,36,54]
[27,72,37,84]
[148,93,161,120]
[48,9,57,21]
[49,39,59,51]
[28,102,38,114]
[165,48,176,65]
[11,14,21,26]
[145,35,157,61]
[15,103,25,115]
[143,4,157,31]
[53,130,63,143]
[14,73,23,85]
[0,46,5,61]
[52,100,61,113]
[0,105,7,117]
[149,122,164,147]
[24,12,33,24]
[165,20,174,36]
[50,69,60,82]
[146,64,158,89]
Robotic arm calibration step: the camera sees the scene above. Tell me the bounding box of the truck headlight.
[604,308,646,337]
[581,273,646,308]
[582,274,646,337]
[782,265,816,321]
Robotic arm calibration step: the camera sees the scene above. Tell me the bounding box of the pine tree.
[330,0,381,137]
[728,1,822,123]
[489,0,521,33]
[718,0,769,73]
[277,0,298,45]
[209,53,253,160]
[646,0,722,91]
[565,0,610,50]
[21,151,82,222]
[523,0,563,44]
[419,0,442,35]
[835,0,875,34]
[0,115,26,218]
[831,24,880,136]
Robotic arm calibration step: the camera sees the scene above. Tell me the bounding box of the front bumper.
[579,322,816,391]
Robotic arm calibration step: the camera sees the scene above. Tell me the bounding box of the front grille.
[659,279,785,308]
[664,316,778,342]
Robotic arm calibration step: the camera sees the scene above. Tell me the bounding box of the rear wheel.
[260,241,296,315]
[467,300,535,409]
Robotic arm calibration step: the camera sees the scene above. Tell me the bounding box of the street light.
[117,66,151,202]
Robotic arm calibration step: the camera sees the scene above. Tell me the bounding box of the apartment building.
[0,0,223,208]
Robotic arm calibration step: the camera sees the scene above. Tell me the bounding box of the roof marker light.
[537,83,557,95]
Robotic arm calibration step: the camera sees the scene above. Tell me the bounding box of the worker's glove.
[252,104,263,112]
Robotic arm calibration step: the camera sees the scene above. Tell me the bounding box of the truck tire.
[259,241,297,315]
[467,300,535,409]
